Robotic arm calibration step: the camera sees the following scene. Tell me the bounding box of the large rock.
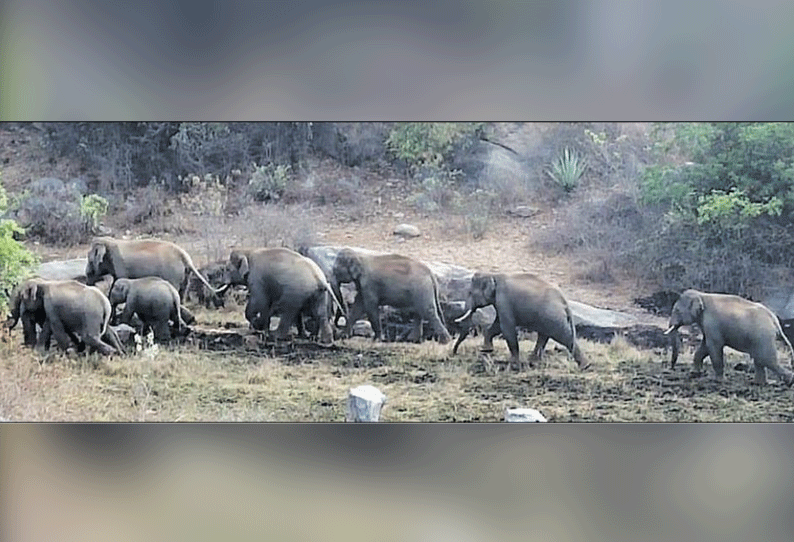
[35,258,88,281]
[304,246,644,343]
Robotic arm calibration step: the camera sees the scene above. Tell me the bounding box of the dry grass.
[3,316,793,421]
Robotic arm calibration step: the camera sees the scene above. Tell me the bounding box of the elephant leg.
[179,305,195,326]
[409,317,423,343]
[310,298,333,345]
[753,363,768,385]
[499,315,521,369]
[152,319,172,343]
[705,341,725,380]
[531,334,550,362]
[361,295,382,341]
[756,348,794,386]
[691,340,708,376]
[102,326,125,355]
[481,317,500,352]
[21,314,38,347]
[83,332,116,356]
[48,317,74,352]
[39,321,52,350]
[274,305,300,340]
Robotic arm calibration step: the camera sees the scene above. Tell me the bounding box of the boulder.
[346,385,386,422]
[36,258,88,281]
[303,245,644,344]
[505,408,547,422]
[393,223,421,238]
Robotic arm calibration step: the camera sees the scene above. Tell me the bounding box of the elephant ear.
[688,292,705,319]
[237,254,250,280]
[21,282,42,306]
[482,275,497,302]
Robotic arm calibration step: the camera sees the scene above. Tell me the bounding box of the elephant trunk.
[331,279,347,321]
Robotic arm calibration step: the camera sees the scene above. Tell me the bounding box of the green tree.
[0,176,39,311]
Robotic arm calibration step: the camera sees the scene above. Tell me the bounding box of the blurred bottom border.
[2,423,794,542]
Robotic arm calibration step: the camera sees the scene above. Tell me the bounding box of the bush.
[79,193,109,231]
[635,122,794,296]
[248,163,292,203]
[386,123,482,173]
[546,147,586,193]
[0,179,38,312]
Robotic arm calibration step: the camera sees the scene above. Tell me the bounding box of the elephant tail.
[771,309,794,367]
[432,274,446,327]
[564,301,577,353]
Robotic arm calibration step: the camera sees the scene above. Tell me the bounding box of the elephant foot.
[480,346,494,353]
[688,370,705,378]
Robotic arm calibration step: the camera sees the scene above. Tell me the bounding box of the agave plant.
[547,148,586,193]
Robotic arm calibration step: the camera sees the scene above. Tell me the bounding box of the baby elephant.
[109,277,185,343]
[665,289,794,386]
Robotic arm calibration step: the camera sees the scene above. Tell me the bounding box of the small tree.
[0,177,39,311]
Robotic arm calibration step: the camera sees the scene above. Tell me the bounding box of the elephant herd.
[5,236,794,388]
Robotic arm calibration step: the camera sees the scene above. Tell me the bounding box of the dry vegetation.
[2,122,794,421]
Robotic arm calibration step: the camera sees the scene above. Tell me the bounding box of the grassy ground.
[3,302,793,422]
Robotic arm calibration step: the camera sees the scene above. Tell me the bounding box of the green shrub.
[386,123,481,172]
[80,193,109,231]
[546,148,586,193]
[0,179,38,312]
[248,163,292,202]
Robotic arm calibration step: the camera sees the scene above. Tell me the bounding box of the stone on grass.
[393,223,421,238]
[347,385,386,422]
[504,408,547,422]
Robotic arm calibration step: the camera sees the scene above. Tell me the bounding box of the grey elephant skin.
[223,247,343,344]
[109,277,186,343]
[457,272,591,371]
[331,248,451,344]
[5,276,49,347]
[186,260,228,309]
[19,279,124,355]
[85,237,225,301]
[665,289,794,385]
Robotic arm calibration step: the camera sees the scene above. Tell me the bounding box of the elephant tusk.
[663,325,677,335]
[455,309,474,323]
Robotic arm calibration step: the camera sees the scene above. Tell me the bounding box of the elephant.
[19,279,125,355]
[455,272,591,371]
[664,289,794,386]
[5,276,49,347]
[331,249,452,344]
[108,277,186,343]
[186,260,228,309]
[222,247,344,344]
[85,237,227,302]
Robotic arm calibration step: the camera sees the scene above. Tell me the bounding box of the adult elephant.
[455,272,591,371]
[664,289,794,386]
[108,277,186,343]
[85,237,226,301]
[5,276,48,347]
[223,247,344,344]
[20,279,124,355]
[331,248,451,344]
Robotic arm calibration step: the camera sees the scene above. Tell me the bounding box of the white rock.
[393,223,421,238]
[347,385,386,422]
[504,408,547,422]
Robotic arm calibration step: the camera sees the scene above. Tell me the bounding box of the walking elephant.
[85,237,227,302]
[108,277,186,343]
[19,279,124,355]
[664,289,794,386]
[455,272,590,371]
[331,249,451,344]
[222,247,344,344]
[5,276,48,347]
